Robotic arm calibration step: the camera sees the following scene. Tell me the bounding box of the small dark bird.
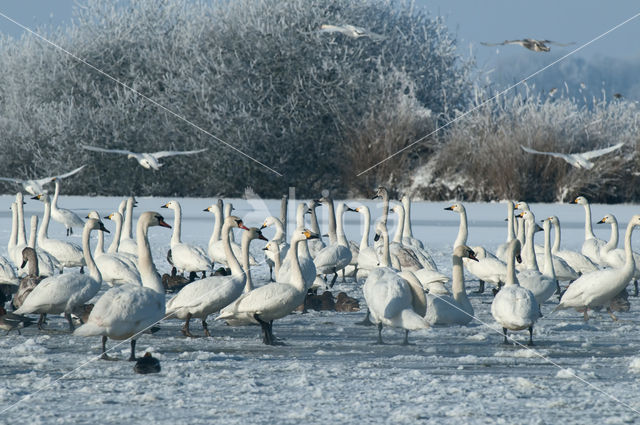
[134,352,161,374]
[335,292,360,312]
[162,266,189,293]
[212,267,231,276]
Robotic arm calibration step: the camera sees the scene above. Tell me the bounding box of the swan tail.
[73,322,106,337]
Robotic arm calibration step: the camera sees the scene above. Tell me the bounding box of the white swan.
[0,255,18,286]
[118,196,138,256]
[166,217,259,337]
[426,245,478,325]
[218,229,320,344]
[547,216,598,275]
[27,215,59,277]
[363,221,430,344]
[103,211,138,266]
[204,202,257,267]
[491,240,539,345]
[0,164,85,196]
[15,219,107,331]
[596,214,640,292]
[516,211,557,306]
[277,203,317,290]
[306,200,326,258]
[313,198,352,286]
[556,214,640,320]
[495,201,517,262]
[82,145,207,170]
[350,205,377,281]
[571,196,606,265]
[261,216,289,281]
[318,24,385,40]
[401,195,424,249]
[520,143,624,169]
[86,211,141,286]
[9,200,27,269]
[31,193,85,271]
[50,179,85,236]
[481,38,574,52]
[74,212,171,360]
[391,203,437,270]
[162,200,212,277]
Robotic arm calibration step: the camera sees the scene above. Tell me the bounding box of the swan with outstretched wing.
[0,165,85,195]
[520,143,624,169]
[83,145,207,170]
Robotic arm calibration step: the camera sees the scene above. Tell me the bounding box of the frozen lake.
[1,195,640,424]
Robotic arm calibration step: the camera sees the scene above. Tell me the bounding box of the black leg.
[502,327,508,344]
[476,280,485,294]
[201,271,206,279]
[182,313,194,337]
[635,280,639,297]
[330,272,338,288]
[402,330,410,345]
[100,335,114,360]
[376,322,384,345]
[202,318,211,337]
[269,266,273,282]
[79,266,84,274]
[129,339,137,361]
[37,313,46,330]
[555,279,561,295]
[341,268,346,283]
[254,313,272,345]
[188,272,197,282]
[528,326,534,346]
[65,313,75,332]
[356,309,374,326]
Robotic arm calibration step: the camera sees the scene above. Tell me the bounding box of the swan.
[350,205,377,281]
[520,143,624,169]
[261,216,289,281]
[318,24,385,40]
[9,200,28,270]
[162,200,212,277]
[480,38,575,52]
[401,195,424,249]
[0,255,18,286]
[491,240,539,345]
[445,202,503,293]
[118,196,138,257]
[166,216,252,337]
[103,211,138,266]
[496,201,517,262]
[313,198,352,287]
[391,203,437,271]
[27,215,58,277]
[82,145,207,170]
[515,211,557,306]
[12,248,45,316]
[204,203,257,268]
[85,211,141,286]
[547,216,598,275]
[596,214,640,293]
[50,179,85,236]
[571,196,606,265]
[556,214,640,321]
[217,229,320,345]
[0,164,85,196]
[363,221,430,344]
[74,212,171,360]
[426,245,478,325]
[277,203,317,290]
[306,200,326,258]
[15,219,107,331]
[31,193,85,272]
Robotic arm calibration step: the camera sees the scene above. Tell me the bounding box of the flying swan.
[520,143,624,169]
[82,145,207,170]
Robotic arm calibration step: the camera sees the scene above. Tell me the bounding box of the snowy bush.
[0,0,471,197]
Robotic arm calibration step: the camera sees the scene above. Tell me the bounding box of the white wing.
[580,143,624,160]
[0,176,24,185]
[521,145,573,162]
[151,148,207,159]
[83,145,135,156]
[53,164,86,181]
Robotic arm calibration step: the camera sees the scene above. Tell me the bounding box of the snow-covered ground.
[2,195,640,424]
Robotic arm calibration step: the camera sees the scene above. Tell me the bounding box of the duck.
[218,229,320,345]
[313,197,352,287]
[134,352,161,374]
[556,215,640,321]
[15,219,107,331]
[491,240,539,345]
[31,193,85,272]
[571,196,607,265]
[363,221,430,345]
[335,292,360,312]
[162,200,212,278]
[162,267,190,293]
[50,179,85,236]
[74,212,171,361]
[165,217,255,337]
[426,245,478,325]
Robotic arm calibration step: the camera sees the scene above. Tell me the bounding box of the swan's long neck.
[542,221,555,278]
[451,253,471,310]
[524,217,539,271]
[516,217,525,247]
[123,198,134,240]
[454,209,468,248]
[335,204,348,247]
[286,237,304,292]
[359,207,371,251]
[604,218,619,251]
[8,204,17,252]
[107,213,123,254]
[207,205,222,253]
[381,190,389,226]
[280,195,288,242]
[272,218,285,243]
[29,215,37,248]
[137,219,164,294]
[241,234,253,292]
[551,218,561,253]
[16,197,26,246]
[26,250,39,276]
[506,201,515,243]
[505,243,518,286]
[82,225,102,283]
[51,181,60,210]
[170,204,182,246]
[326,199,337,244]
[38,199,52,243]
[95,226,105,256]
[222,223,243,276]
[295,203,306,230]
[623,219,636,270]
[583,202,596,240]
[393,206,405,244]
[402,197,414,238]
[379,227,392,268]
[272,243,282,278]
[310,206,321,234]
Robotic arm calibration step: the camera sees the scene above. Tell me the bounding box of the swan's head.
[262,241,279,253]
[571,196,588,205]
[161,200,180,210]
[225,215,249,230]
[373,221,388,241]
[597,214,616,225]
[289,229,319,243]
[85,218,110,234]
[352,205,368,214]
[454,245,479,262]
[630,215,640,228]
[444,203,464,213]
[514,201,530,211]
[546,216,559,225]
[20,247,37,269]
[371,186,387,200]
[244,227,269,242]
[104,212,121,222]
[517,210,535,222]
[261,216,279,229]
[141,212,172,229]
[86,211,100,220]
[31,193,50,203]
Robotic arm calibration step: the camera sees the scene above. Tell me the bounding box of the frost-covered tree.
[0,0,472,197]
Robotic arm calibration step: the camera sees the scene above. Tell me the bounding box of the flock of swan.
[1,180,639,368]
